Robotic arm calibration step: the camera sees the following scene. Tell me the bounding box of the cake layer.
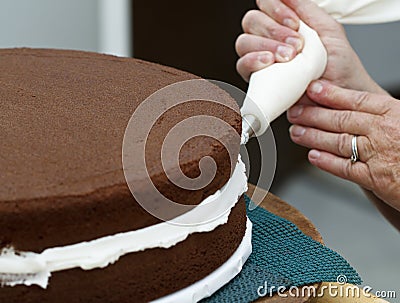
[0,197,247,303]
[0,48,241,251]
[0,156,248,287]
[154,218,252,303]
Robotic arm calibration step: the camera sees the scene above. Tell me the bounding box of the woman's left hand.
[287,80,400,212]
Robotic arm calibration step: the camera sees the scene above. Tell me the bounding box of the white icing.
[152,218,253,303]
[0,156,248,289]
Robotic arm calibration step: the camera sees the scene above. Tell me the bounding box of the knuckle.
[268,26,278,38]
[236,60,249,81]
[272,6,282,16]
[236,58,243,71]
[256,0,274,13]
[240,55,251,68]
[260,39,270,50]
[354,91,370,110]
[337,133,349,156]
[334,111,351,132]
[351,167,365,184]
[369,167,388,191]
[235,34,247,53]
[323,84,336,103]
[361,136,376,162]
[241,12,251,32]
[380,115,395,130]
[266,23,285,39]
[341,161,353,179]
[236,33,247,43]
[242,53,257,69]
[381,96,395,115]
[242,10,258,31]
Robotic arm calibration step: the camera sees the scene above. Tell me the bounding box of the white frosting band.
[0,156,248,289]
[152,218,253,303]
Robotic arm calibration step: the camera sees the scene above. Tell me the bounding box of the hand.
[235,0,385,94]
[288,80,400,212]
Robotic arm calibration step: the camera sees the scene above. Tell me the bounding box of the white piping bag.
[241,0,400,142]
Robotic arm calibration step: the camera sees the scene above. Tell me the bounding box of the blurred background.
[1,0,398,300]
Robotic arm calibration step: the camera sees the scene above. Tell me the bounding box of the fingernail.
[258,52,273,65]
[283,18,298,30]
[285,36,303,52]
[310,81,323,94]
[288,105,303,118]
[276,45,294,62]
[289,125,305,136]
[309,150,321,160]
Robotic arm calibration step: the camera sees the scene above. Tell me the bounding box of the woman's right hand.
[235,0,385,94]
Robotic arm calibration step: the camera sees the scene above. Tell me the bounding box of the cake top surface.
[0,48,241,203]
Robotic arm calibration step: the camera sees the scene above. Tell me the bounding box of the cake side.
[0,198,247,303]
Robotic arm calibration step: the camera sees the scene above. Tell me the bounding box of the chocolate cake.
[0,48,248,302]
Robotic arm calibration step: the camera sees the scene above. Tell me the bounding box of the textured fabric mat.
[202,195,361,303]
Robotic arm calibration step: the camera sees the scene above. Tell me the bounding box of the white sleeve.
[313,0,400,24]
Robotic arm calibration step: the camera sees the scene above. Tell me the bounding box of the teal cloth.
[202,195,361,303]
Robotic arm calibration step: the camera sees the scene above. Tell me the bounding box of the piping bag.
[240,0,400,143]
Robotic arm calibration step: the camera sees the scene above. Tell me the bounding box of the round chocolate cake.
[0,48,248,302]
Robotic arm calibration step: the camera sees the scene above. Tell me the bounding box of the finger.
[282,0,342,36]
[287,97,317,121]
[236,51,275,82]
[256,0,299,30]
[235,33,297,62]
[294,95,317,107]
[307,81,393,115]
[287,105,372,135]
[242,10,303,52]
[289,126,375,162]
[308,150,373,190]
